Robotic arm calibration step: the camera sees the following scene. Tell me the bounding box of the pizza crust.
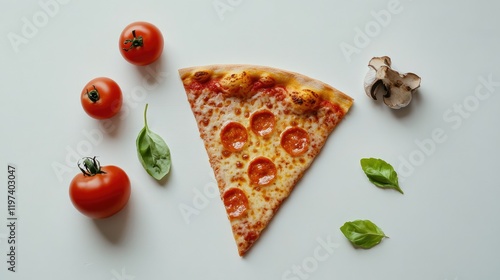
[179,64,353,113]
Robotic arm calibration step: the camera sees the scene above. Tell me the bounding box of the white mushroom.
[364,56,391,100]
[363,56,421,109]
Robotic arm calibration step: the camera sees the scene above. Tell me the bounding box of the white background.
[1,0,500,279]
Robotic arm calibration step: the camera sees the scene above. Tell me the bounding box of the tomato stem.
[78,157,106,176]
[86,85,100,103]
[123,30,143,51]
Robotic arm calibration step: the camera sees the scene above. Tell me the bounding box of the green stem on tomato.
[123,30,143,51]
[86,85,100,103]
[78,156,106,176]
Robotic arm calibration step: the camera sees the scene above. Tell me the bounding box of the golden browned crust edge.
[179,64,353,114]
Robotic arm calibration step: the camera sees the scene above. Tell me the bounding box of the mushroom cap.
[383,84,413,109]
[402,72,421,91]
[364,68,387,100]
[364,57,391,100]
[364,67,379,99]
[377,67,421,109]
[368,56,392,71]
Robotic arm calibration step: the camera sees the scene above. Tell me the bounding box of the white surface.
[1,0,500,279]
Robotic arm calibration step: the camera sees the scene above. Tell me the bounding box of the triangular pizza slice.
[179,65,353,256]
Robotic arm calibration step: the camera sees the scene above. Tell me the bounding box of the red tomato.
[119,21,164,66]
[81,77,122,119]
[70,157,131,219]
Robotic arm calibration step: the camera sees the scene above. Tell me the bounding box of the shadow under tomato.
[92,199,131,244]
[94,109,125,140]
[133,55,167,93]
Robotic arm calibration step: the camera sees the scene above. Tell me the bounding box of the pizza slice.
[179,65,353,256]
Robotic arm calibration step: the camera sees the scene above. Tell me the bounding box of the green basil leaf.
[360,158,403,194]
[340,220,387,249]
[136,104,171,180]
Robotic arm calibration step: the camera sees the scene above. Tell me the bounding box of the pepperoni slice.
[223,188,249,219]
[250,110,276,137]
[280,127,310,156]
[220,122,248,152]
[247,157,277,186]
